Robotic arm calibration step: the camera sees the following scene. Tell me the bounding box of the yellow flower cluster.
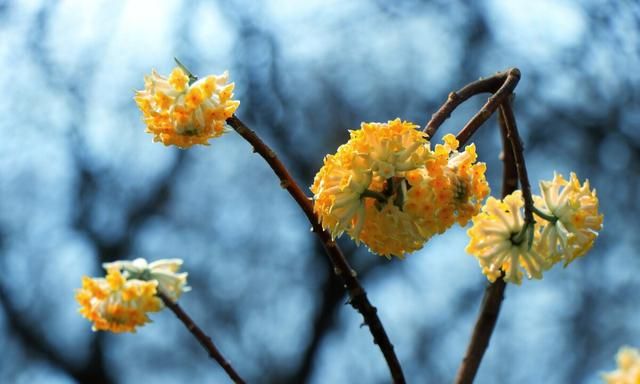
[76,258,190,333]
[76,268,162,333]
[135,67,240,148]
[466,172,603,284]
[422,134,490,230]
[534,172,603,265]
[466,191,548,284]
[603,346,640,384]
[104,258,190,301]
[311,119,489,258]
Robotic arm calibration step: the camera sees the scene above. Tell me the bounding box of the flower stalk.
[531,205,557,223]
[174,57,198,84]
[158,290,246,384]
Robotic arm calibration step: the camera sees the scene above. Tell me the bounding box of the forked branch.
[424,68,521,142]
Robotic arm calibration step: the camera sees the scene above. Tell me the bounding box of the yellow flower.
[428,134,490,229]
[400,135,489,241]
[602,346,640,384]
[357,184,431,257]
[466,191,549,284]
[310,149,372,240]
[350,120,431,178]
[312,123,490,258]
[76,268,162,333]
[311,119,432,257]
[135,67,240,148]
[534,172,603,265]
[103,257,190,301]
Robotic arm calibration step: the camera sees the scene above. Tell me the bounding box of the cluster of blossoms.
[466,172,603,284]
[133,66,603,283]
[76,258,189,333]
[311,119,489,258]
[135,66,240,148]
[310,118,601,276]
[602,346,640,383]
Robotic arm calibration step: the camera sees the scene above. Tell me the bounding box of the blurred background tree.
[0,0,638,383]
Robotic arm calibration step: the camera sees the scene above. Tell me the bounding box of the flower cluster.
[76,258,189,333]
[466,191,547,284]
[76,267,162,333]
[534,172,603,265]
[135,67,240,148]
[602,346,640,384]
[422,134,490,230]
[103,258,190,301]
[311,119,489,258]
[466,172,603,284]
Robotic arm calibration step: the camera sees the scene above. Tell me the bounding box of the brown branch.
[454,94,538,384]
[455,68,521,146]
[158,291,246,384]
[500,99,535,226]
[424,75,502,137]
[426,68,521,147]
[280,251,390,384]
[454,278,506,384]
[453,102,517,384]
[226,115,406,384]
[498,105,519,198]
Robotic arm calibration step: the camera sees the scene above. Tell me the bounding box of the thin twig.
[158,291,246,384]
[500,99,535,227]
[455,68,521,146]
[226,115,406,384]
[454,278,506,384]
[498,105,519,198]
[444,68,538,384]
[424,68,520,139]
[453,101,518,384]
[424,75,502,137]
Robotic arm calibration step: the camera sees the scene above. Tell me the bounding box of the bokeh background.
[1,0,639,383]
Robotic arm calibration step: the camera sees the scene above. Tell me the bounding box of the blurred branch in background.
[0,281,112,383]
[1,1,188,382]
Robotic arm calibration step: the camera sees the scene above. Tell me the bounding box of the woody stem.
[361,189,388,203]
[158,291,246,383]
